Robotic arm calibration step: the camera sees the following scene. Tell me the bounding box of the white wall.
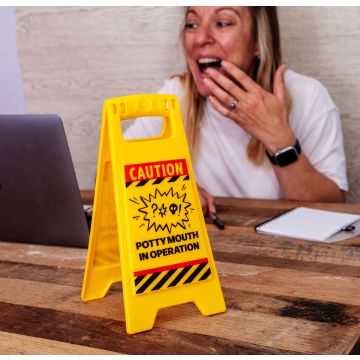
[0,7,25,113]
[279,7,360,203]
[16,7,185,192]
[14,6,360,203]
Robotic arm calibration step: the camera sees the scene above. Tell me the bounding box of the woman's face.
[183,6,258,97]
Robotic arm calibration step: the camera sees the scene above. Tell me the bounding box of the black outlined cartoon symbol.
[151,204,158,217]
[169,203,178,215]
[131,187,194,234]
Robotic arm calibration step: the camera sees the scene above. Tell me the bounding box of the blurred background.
[1,6,359,202]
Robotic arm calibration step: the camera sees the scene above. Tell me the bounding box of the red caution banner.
[125,159,188,183]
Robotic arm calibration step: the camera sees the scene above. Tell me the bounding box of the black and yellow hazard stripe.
[134,258,211,295]
[126,174,189,188]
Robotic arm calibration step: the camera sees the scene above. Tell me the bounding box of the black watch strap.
[266,139,301,167]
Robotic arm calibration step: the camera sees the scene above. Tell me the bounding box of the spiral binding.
[254,207,298,231]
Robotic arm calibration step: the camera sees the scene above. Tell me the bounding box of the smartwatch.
[266,139,301,167]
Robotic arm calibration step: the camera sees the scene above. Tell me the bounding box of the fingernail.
[203,78,210,84]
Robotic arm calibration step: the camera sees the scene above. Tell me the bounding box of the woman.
[125,6,347,213]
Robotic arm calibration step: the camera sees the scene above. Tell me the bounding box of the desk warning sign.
[82,94,225,335]
[125,158,212,294]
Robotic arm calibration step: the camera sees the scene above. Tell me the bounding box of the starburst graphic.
[136,187,192,233]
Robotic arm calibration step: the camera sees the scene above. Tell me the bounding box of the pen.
[341,225,355,232]
[208,212,225,230]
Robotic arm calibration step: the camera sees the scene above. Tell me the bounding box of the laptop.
[0,114,89,247]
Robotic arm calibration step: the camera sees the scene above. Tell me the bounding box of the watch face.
[275,147,299,167]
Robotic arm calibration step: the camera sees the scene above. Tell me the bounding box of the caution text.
[125,159,188,182]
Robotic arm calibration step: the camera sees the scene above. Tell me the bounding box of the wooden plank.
[2,259,360,323]
[214,197,360,213]
[0,242,86,269]
[217,262,360,306]
[0,302,287,355]
[0,260,84,288]
[212,250,360,278]
[2,235,360,291]
[1,194,359,354]
[2,259,360,327]
[210,231,360,266]
[0,272,359,354]
[2,234,360,291]
[155,305,359,355]
[223,288,360,326]
[81,190,94,204]
[215,204,360,229]
[1,231,359,275]
[1,255,359,307]
[0,331,119,355]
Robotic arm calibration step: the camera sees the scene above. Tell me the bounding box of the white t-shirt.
[124,70,348,199]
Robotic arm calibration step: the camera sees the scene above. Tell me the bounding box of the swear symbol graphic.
[169,203,182,215]
[131,187,193,234]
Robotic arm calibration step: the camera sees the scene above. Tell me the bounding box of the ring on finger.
[229,98,240,111]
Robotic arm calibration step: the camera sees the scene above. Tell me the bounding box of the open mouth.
[198,58,222,73]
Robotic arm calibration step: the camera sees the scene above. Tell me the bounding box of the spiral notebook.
[255,207,360,242]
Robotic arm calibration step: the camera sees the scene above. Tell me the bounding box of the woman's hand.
[204,61,296,153]
[197,185,216,214]
[201,60,345,203]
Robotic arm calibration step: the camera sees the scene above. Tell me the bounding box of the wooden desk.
[0,192,359,354]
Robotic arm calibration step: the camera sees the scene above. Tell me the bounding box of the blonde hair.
[180,7,282,164]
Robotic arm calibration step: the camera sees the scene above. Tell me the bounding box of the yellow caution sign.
[81,94,226,334]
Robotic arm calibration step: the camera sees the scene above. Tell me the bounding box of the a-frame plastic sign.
[81,94,226,334]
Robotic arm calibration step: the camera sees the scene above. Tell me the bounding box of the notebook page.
[323,219,360,243]
[256,207,360,241]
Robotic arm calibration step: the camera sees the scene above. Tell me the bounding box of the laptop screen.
[0,114,89,247]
